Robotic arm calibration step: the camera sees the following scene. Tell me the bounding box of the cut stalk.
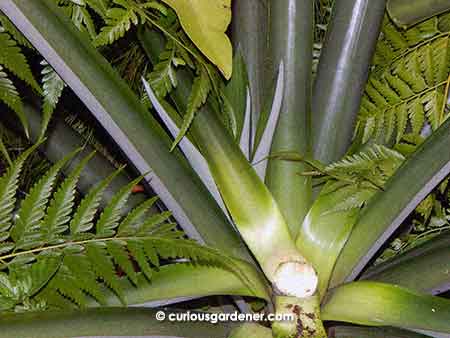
[272,295,326,338]
[312,0,386,164]
[265,0,314,236]
[387,0,450,29]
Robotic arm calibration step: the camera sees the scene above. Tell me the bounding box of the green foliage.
[355,13,450,146]
[0,146,243,312]
[0,66,27,134]
[0,14,33,49]
[0,31,40,92]
[0,25,40,135]
[93,0,142,46]
[171,66,211,150]
[58,0,97,39]
[146,40,179,99]
[40,61,66,139]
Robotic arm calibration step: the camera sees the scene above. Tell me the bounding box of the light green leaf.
[160,0,233,79]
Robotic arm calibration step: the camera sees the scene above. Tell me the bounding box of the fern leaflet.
[40,61,66,139]
[171,66,211,150]
[0,32,40,92]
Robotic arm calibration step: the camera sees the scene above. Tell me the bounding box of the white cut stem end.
[273,261,318,298]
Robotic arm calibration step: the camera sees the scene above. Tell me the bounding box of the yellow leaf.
[160,0,232,79]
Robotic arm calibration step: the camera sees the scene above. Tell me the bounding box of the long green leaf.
[331,117,450,287]
[265,0,313,237]
[322,281,450,333]
[94,263,270,307]
[0,307,236,338]
[387,0,450,29]
[0,0,252,262]
[312,0,386,164]
[362,232,450,295]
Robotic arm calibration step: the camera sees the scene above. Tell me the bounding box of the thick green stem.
[312,0,386,164]
[272,295,326,338]
[0,307,236,338]
[387,0,450,29]
[265,0,313,236]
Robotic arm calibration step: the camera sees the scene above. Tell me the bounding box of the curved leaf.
[322,281,450,333]
[160,0,232,79]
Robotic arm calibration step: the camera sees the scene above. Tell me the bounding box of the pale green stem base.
[272,295,327,338]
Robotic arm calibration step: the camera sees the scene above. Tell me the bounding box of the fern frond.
[117,196,158,235]
[41,152,96,243]
[171,67,211,150]
[355,34,450,145]
[0,32,40,92]
[372,14,448,72]
[95,176,143,237]
[106,240,137,284]
[0,66,27,134]
[0,14,33,49]
[94,0,141,46]
[49,266,89,307]
[70,167,124,235]
[85,0,109,18]
[71,4,96,39]
[0,143,40,234]
[146,40,177,99]
[0,135,11,165]
[40,61,66,139]
[326,144,405,186]
[10,149,80,248]
[85,242,125,303]
[62,254,107,305]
